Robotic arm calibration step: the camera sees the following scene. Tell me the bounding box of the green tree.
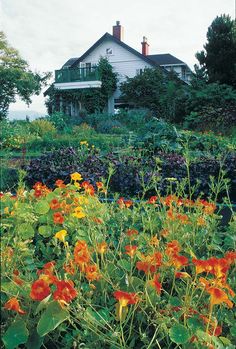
[195,14,236,87]
[0,31,50,120]
[120,68,187,122]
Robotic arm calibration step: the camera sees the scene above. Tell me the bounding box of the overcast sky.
[1,0,235,115]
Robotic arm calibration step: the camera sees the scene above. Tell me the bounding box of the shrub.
[30,119,56,137]
[46,112,70,131]
[96,119,128,134]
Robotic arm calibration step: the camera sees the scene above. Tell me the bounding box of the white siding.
[81,38,153,88]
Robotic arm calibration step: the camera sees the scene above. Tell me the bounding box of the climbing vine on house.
[45,57,118,114]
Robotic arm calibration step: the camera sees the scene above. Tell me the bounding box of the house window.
[106,48,113,55]
[136,69,143,75]
[181,66,186,80]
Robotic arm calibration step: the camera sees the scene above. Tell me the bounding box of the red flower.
[171,254,189,269]
[53,280,78,303]
[149,274,162,294]
[50,199,60,210]
[148,196,158,204]
[30,279,51,301]
[53,212,64,224]
[126,229,139,237]
[4,297,26,315]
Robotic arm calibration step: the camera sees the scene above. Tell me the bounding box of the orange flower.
[207,287,233,308]
[85,264,101,281]
[197,217,206,226]
[96,182,104,189]
[114,290,139,307]
[50,199,60,210]
[224,251,236,265]
[136,252,162,274]
[175,271,191,278]
[63,259,76,275]
[30,279,51,301]
[81,181,90,189]
[176,213,189,224]
[4,297,26,315]
[53,280,78,303]
[97,241,108,254]
[55,179,66,188]
[53,212,64,224]
[117,197,133,208]
[74,240,90,270]
[160,229,169,237]
[125,245,138,258]
[149,274,162,294]
[126,229,138,237]
[166,240,181,257]
[85,184,95,196]
[149,236,159,247]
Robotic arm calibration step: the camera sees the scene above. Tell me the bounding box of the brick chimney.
[112,21,124,41]
[141,36,149,56]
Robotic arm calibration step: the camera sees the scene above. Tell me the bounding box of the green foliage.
[46,57,118,114]
[0,32,50,120]
[46,112,70,131]
[30,119,56,137]
[120,68,187,122]
[195,14,236,87]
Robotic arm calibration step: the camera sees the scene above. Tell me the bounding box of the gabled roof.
[62,57,79,68]
[68,32,160,69]
[148,54,185,65]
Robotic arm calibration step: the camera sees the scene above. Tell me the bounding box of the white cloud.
[1,0,235,113]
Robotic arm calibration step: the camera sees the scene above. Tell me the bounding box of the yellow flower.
[74,182,81,189]
[71,172,83,181]
[77,196,89,205]
[80,141,89,146]
[55,230,67,242]
[72,206,86,219]
[4,207,9,214]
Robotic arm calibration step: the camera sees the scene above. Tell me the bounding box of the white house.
[47,21,192,115]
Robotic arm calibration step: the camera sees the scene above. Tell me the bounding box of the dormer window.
[106,48,113,55]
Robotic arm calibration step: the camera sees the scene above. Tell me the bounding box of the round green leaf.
[37,301,69,337]
[169,324,190,344]
[18,223,35,239]
[187,317,204,332]
[3,320,29,349]
[35,200,50,215]
[230,325,236,337]
[169,296,182,307]
[38,225,52,237]
[117,259,131,272]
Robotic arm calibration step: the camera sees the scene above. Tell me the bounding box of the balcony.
[54,66,102,90]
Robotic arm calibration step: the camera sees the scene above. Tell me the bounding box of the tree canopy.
[195,14,236,87]
[0,31,50,119]
[120,68,187,122]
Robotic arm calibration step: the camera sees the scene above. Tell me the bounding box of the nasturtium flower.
[74,240,90,270]
[4,297,26,315]
[85,264,101,281]
[71,172,83,181]
[97,241,107,254]
[207,287,233,308]
[114,290,139,307]
[148,274,162,294]
[53,280,78,303]
[147,196,158,204]
[126,229,138,237]
[73,206,86,219]
[125,245,138,258]
[50,199,60,210]
[30,279,51,301]
[175,271,191,279]
[149,236,159,247]
[53,212,64,224]
[55,229,67,242]
[55,179,66,188]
